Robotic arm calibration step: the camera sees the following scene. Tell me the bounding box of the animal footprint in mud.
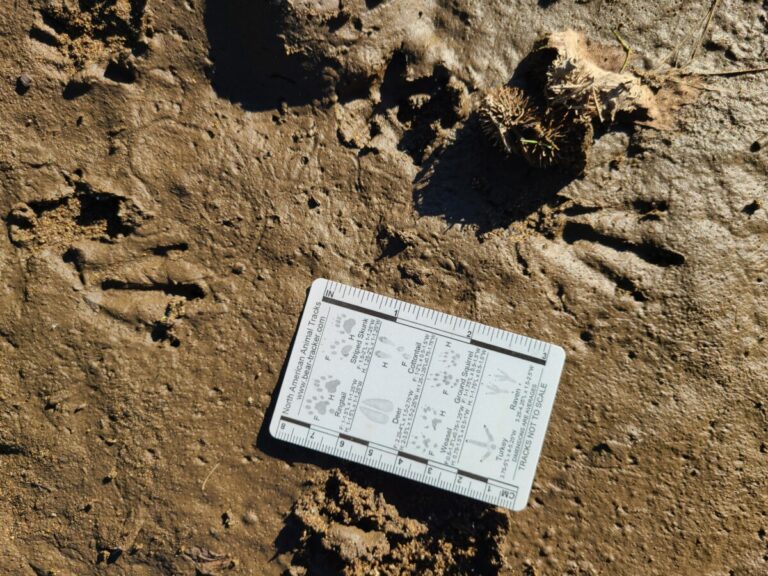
[377,336,411,360]
[306,396,330,418]
[359,398,393,424]
[549,201,685,303]
[62,223,209,347]
[6,190,145,249]
[328,340,353,359]
[314,376,341,394]
[334,313,356,335]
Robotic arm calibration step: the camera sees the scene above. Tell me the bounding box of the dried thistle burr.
[541,30,658,125]
[478,86,566,168]
[478,30,662,173]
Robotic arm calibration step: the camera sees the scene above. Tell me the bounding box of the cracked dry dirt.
[1,1,767,575]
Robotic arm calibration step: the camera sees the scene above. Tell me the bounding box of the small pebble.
[232,262,245,275]
[242,510,259,525]
[103,467,118,483]
[16,74,32,95]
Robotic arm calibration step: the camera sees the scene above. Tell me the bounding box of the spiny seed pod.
[478,86,537,152]
[478,86,567,168]
[546,63,601,118]
[548,113,594,174]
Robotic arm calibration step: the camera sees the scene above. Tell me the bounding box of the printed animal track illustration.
[306,396,330,418]
[485,370,519,394]
[334,313,357,335]
[420,406,444,430]
[359,398,394,424]
[417,432,439,455]
[486,383,513,396]
[376,336,411,360]
[465,425,498,462]
[493,369,517,384]
[428,370,457,390]
[314,376,341,394]
[439,349,461,368]
[328,339,353,359]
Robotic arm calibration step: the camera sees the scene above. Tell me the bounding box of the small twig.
[659,0,721,69]
[663,24,697,69]
[683,66,768,78]
[520,138,554,150]
[612,29,632,73]
[201,462,220,492]
[591,87,604,123]
[689,0,721,65]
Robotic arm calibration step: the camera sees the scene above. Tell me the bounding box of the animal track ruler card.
[269,278,566,511]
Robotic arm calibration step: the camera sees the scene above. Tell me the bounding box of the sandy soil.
[1,0,767,574]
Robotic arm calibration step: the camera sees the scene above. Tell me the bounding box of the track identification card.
[269,279,565,510]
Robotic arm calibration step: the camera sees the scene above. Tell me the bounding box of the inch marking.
[281,416,310,428]
[323,297,396,321]
[290,418,513,507]
[397,451,429,465]
[470,339,545,365]
[339,433,369,446]
[397,317,469,342]
[457,469,489,483]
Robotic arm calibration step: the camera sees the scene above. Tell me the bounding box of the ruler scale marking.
[270,279,565,511]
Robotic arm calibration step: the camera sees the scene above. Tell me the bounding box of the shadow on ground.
[413,44,581,234]
[204,1,327,111]
[413,115,576,235]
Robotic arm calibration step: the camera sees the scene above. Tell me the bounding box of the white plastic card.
[269,279,565,510]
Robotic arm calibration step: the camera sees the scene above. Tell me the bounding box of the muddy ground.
[1,0,767,574]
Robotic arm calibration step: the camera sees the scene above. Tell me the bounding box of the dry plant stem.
[689,0,722,65]
[612,29,632,73]
[201,462,220,492]
[684,66,768,78]
[591,88,604,123]
[658,0,721,69]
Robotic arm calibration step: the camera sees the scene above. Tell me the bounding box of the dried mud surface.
[1,1,767,575]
